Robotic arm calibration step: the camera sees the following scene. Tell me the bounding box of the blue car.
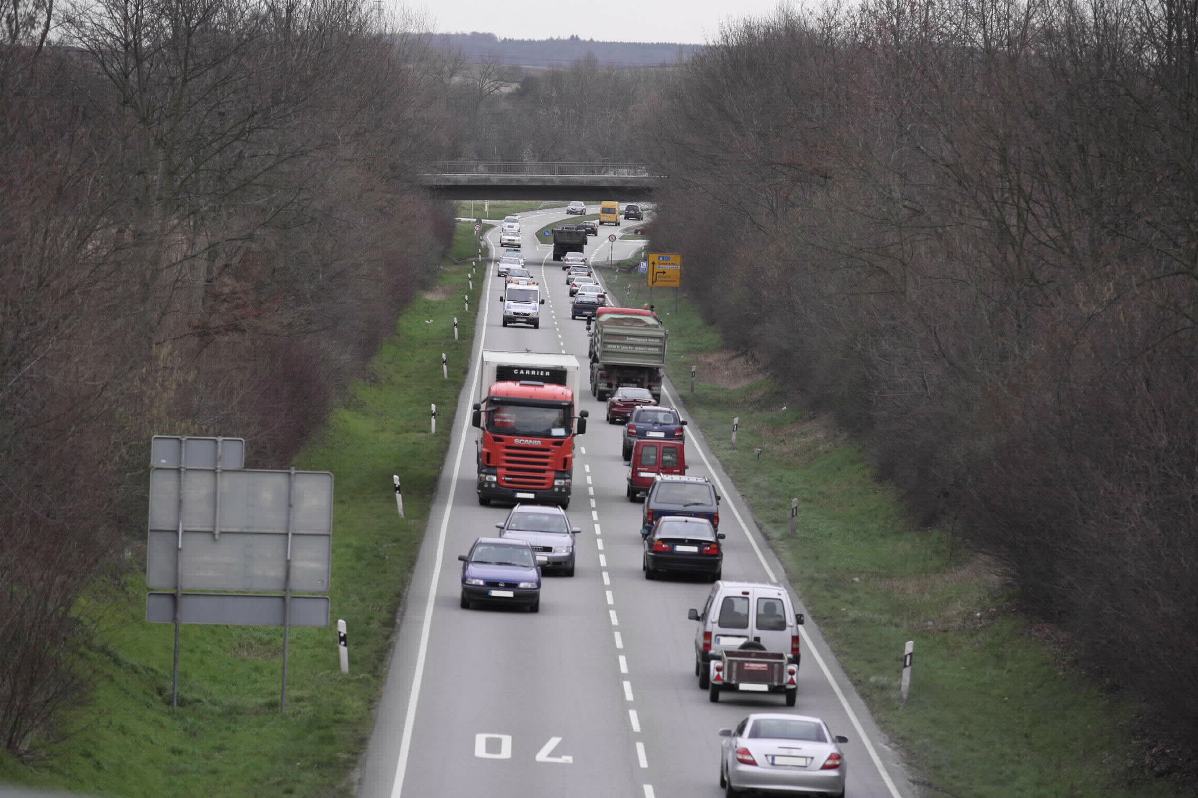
[458,537,542,612]
[622,405,687,460]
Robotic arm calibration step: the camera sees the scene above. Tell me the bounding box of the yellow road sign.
[648,252,681,288]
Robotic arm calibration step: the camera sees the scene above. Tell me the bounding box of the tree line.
[646,0,1197,772]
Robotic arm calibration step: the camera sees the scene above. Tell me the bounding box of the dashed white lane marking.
[591,510,599,522]
[596,538,604,551]
[614,631,623,649]
[590,498,597,508]
[622,680,634,702]
[636,741,648,769]
[609,610,619,627]
[602,571,610,586]
[580,446,586,455]
[618,654,628,674]
[594,523,602,536]
[643,786,655,798]
[605,590,614,606]
[586,475,593,485]
[598,554,607,567]
[584,463,590,473]
[629,709,641,733]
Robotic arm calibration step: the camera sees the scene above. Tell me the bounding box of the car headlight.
[483,474,498,483]
[517,581,538,589]
[553,546,571,554]
[553,478,570,487]
[464,577,485,586]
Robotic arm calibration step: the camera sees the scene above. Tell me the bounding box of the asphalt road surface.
[357,206,914,797]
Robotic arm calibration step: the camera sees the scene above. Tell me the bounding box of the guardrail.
[428,161,652,177]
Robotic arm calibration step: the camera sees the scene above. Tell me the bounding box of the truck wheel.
[708,683,720,703]
[478,496,490,506]
[699,662,710,689]
[785,688,798,707]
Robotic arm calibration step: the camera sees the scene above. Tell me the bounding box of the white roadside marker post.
[337,619,349,674]
[441,352,448,380]
[430,403,437,435]
[789,497,799,536]
[690,364,696,394]
[901,640,915,704]
[453,317,459,341]
[464,294,469,313]
[393,474,404,518]
[732,416,740,450]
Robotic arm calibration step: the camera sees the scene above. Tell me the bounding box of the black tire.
[644,564,655,580]
[533,321,540,329]
[501,319,508,327]
[719,763,727,789]
[695,657,702,677]
[709,682,720,703]
[725,778,740,797]
[565,560,575,577]
[528,600,539,613]
[627,485,635,501]
[622,448,631,462]
[699,662,710,689]
[785,687,797,707]
[460,594,470,609]
[478,495,490,506]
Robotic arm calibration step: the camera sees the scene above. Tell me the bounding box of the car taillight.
[651,540,671,553]
[791,634,800,657]
[644,509,653,524]
[702,542,720,555]
[626,424,636,433]
[735,747,757,766]
[713,512,719,528]
[673,428,683,437]
[702,631,712,652]
[821,753,842,770]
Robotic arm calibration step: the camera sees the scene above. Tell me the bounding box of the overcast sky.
[408,0,792,44]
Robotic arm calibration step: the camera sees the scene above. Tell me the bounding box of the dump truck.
[552,225,588,261]
[472,352,588,508]
[588,307,668,402]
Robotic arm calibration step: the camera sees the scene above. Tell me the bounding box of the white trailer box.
[479,351,581,404]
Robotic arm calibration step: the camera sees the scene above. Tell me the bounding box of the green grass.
[455,200,556,219]
[0,223,488,797]
[604,272,1185,798]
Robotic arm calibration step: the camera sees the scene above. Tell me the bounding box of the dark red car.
[606,386,656,424]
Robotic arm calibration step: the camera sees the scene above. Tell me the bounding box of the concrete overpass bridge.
[417,161,661,201]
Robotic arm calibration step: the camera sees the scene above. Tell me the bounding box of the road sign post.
[338,619,349,674]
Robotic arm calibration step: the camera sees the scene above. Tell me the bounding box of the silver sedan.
[496,503,580,576]
[719,713,848,796]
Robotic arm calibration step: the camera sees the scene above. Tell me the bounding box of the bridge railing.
[428,161,652,177]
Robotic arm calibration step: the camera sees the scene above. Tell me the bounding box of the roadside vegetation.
[601,268,1188,797]
[645,2,1198,780]
[0,224,485,796]
[454,200,558,219]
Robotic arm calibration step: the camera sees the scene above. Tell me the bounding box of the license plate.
[738,683,769,692]
[647,431,665,438]
[771,755,811,767]
[535,555,548,565]
[638,472,657,478]
[489,590,515,598]
[674,545,699,553]
[717,635,748,646]
[515,492,535,499]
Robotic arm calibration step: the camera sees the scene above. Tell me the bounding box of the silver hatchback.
[719,713,848,797]
[496,504,581,576]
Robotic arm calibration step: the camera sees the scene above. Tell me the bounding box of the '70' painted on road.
[474,733,574,764]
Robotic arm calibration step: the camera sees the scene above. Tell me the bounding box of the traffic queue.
[457,205,851,797]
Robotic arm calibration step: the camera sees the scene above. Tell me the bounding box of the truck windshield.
[507,288,537,303]
[487,404,570,437]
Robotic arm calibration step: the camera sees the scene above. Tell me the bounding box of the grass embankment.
[455,200,556,219]
[598,264,1181,798]
[0,224,487,797]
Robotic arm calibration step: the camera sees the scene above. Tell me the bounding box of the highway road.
[357,206,914,797]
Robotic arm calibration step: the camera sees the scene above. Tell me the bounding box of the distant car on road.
[566,264,593,284]
[496,504,580,576]
[497,252,524,277]
[458,537,542,612]
[641,474,719,535]
[607,386,655,424]
[504,266,533,282]
[623,405,686,459]
[623,204,644,221]
[571,289,606,320]
[718,714,848,797]
[568,275,599,296]
[643,516,724,581]
[578,220,598,236]
[566,201,586,215]
[561,251,589,271]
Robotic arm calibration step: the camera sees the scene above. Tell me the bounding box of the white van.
[688,581,804,688]
[500,282,544,328]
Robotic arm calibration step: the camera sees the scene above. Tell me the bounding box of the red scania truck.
[472,351,589,508]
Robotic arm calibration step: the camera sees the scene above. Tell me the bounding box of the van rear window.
[756,597,787,631]
[717,596,749,629]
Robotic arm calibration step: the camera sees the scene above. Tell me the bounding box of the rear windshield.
[661,447,679,468]
[656,520,714,541]
[634,409,678,425]
[652,483,713,505]
[717,596,749,629]
[756,597,788,631]
[748,719,826,742]
[619,388,654,401]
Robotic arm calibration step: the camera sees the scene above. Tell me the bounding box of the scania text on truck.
[552,225,588,261]
[588,307,668,401]
[472,352,589,508]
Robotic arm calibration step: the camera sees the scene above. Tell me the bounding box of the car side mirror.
[457,555,468,562]
[540,298,545,305]
[687,608,700,621]
[717,533,726,540]
[571,527,581,534]
[681,419,688,425]
[717,728,732,737]
[498,295,504,302]
[716,495,721,503]
[640,528,650,539]
[495,523,504,529]
[834,735,848,744]
[795,613,805,625]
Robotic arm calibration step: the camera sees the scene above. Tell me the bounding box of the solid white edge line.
[391,227,496,798]
[661,382,903,798]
